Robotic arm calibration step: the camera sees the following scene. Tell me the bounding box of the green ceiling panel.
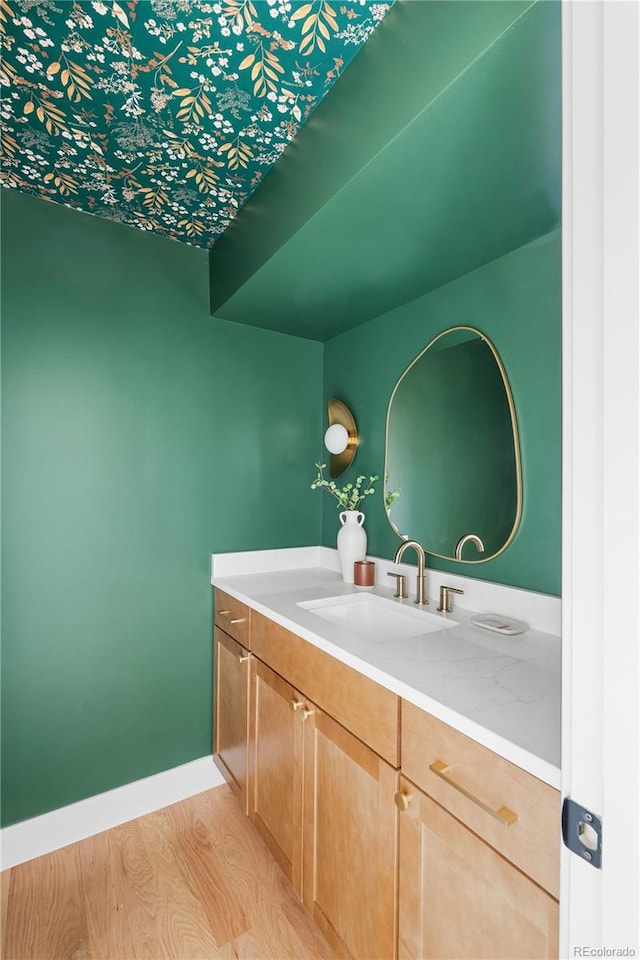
[0,0,393,247]
[215,0,560,340]
[209,0,535,311]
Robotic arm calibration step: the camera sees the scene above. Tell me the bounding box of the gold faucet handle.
[437,585,464,613]
[387,572,408,599]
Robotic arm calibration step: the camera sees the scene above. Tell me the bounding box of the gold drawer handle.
[218,610,247,625]
[237,653,250,664]
[429,760,517,827]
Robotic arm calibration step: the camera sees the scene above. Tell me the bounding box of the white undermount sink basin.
[297,593,458,643]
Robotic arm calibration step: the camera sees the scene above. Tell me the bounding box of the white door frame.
[561,0,639,953]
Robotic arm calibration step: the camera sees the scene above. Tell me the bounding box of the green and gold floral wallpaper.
[0,0,392,247]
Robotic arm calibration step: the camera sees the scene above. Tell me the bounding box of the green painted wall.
[322,230,561,597]
[0,189,323,827]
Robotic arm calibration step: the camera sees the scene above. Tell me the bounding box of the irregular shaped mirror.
[384,326,522,562]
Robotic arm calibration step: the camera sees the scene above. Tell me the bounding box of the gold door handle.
[301,707,314,721]
[429,760,517,826]
[237,653,250,664]
[218,610,247,625]
[395,791,412,812]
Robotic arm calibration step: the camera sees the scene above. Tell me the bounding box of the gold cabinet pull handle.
[395,791,412,812]
[429,760,517,826]
[289,699,313,720]
[218,610,247,625]
[237,653,250,664]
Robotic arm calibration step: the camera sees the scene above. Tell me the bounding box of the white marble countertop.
[211,551,561,789]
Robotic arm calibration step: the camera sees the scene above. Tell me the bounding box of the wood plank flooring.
[1,785,336,960]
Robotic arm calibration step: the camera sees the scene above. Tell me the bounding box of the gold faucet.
[437,585,464,613]
[393,540,428,605]
[455,533,485,561]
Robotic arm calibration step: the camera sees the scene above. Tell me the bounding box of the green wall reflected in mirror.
[384,326,522,562]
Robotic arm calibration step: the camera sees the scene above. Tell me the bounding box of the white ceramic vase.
[337,510,367,583]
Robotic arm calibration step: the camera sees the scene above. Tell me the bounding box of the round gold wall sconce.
[325,399,359,478]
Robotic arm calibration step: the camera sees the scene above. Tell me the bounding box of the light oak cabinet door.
[303,708,399,960]
[397,776,559,960]
[249,658,306,897]
[213,627,251,813]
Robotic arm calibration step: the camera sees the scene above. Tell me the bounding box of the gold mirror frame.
[383,325,523,563]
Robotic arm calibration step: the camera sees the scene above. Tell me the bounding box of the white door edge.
[561,1,640,953]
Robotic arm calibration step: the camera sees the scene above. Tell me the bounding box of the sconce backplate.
[328,399,358,478]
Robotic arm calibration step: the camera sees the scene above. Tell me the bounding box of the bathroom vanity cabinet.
[213,587,560,960]
[248,602,401,960]
[397,702,559,959]
[396,780,558,960]
[249,648,399,958]
[213,591,252,812]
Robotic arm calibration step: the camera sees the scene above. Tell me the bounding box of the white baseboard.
[0,756,225,870]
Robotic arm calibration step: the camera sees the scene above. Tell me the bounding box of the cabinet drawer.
[401,701,560,898]
[252,611,400,767]
[215,589,251,647]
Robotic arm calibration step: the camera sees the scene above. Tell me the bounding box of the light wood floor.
[1,785,336,960]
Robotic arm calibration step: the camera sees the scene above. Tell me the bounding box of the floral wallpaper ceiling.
[0,0,392,247]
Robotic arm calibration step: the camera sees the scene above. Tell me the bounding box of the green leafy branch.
[385,484,401,511]
[311,464,379,512]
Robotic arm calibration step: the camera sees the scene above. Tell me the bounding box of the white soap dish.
[471,614,527,636]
